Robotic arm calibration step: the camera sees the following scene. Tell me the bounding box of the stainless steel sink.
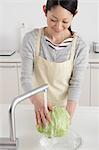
[0,84,48,150]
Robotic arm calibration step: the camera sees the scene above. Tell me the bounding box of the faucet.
[0,84,48,150]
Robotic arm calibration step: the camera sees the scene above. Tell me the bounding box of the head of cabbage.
[36,106,70,138]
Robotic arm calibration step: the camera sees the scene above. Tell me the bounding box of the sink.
[0,105,99,150]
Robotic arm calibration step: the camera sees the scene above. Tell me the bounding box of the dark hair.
[45,0,78,34]
[46,0,78,15]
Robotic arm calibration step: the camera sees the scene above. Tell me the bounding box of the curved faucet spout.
[9,84,48,141]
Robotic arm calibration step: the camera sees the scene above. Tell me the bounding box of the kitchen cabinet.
[79,63,99,106]
[79,64,90,106]
[0,63,19,104]
[90,64,99,106]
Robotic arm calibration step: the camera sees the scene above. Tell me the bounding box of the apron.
[33,28,77,107]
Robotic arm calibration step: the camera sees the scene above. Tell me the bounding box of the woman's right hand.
[30,95,52,127]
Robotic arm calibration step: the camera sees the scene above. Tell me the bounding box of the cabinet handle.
[0,66,17,68]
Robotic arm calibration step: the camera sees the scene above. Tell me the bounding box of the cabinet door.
[0,63,18,104]
[79,65,90,106]
[91,64,99,106]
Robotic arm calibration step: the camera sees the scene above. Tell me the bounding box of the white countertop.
[0,105,99,150]
[0,51,99,63]
[89,51,99,63]
[0,52,21,63]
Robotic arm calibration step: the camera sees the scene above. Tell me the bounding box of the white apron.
[33,28,77,107]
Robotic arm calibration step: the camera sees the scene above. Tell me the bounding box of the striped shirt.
[45,36,73,50]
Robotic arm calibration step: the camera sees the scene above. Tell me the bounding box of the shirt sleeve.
[67,37,89,102]
[20,30,36,93]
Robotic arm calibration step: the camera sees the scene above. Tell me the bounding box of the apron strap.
[35,28,42,57]
[70,33,77,61]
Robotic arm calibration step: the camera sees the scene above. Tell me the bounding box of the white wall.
[0,0,99,51]
[72,0,99,42]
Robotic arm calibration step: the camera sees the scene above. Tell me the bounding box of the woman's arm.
[67,37,89,119]
[66,100,77,119]
[20,31,35,92]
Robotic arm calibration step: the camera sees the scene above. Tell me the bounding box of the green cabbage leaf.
[36,106,70,138]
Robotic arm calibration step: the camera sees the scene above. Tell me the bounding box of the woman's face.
[46,5,73,35]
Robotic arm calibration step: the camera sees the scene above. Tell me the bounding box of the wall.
[0,0,99,51]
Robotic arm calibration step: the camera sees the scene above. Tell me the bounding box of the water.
[39,130,82,150]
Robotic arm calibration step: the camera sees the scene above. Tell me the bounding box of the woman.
[21,0,88,127]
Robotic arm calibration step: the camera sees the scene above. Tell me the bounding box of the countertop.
[0,52,21,63]
[0,105,99,150]
[89,51,99,63]
[0,51,99,63]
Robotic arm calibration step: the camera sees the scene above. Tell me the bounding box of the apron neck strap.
[35,28,42,57]
[70,33,77,61]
